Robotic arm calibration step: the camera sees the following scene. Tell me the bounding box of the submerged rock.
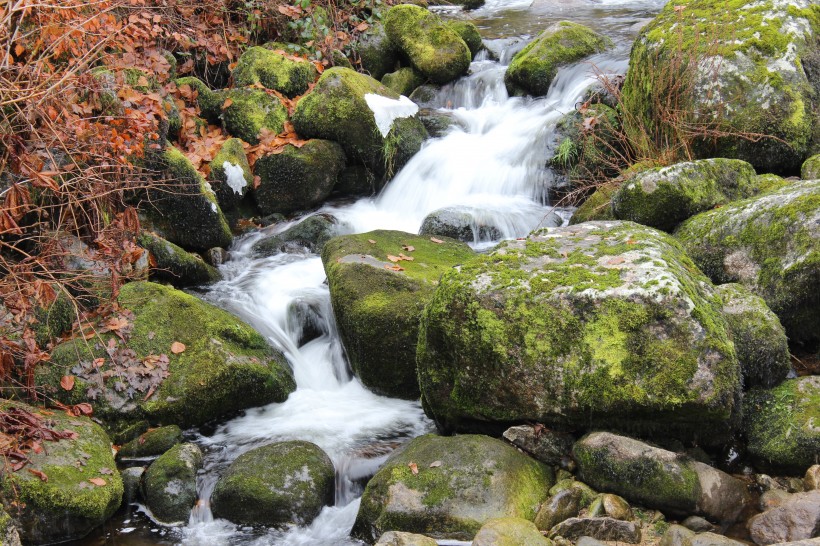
[418,206,505,243]
[252,213,342,255]
[142,443,202,524]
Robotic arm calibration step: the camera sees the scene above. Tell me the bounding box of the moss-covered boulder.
[352,434,554,543]
[743,376,820,474]
[208,138,252,211]
[551,104,620,178]
[803,154,820,179]
[383,5,471,85]
[138,231,221,287]
[142,442,202,524]
[232,46,318,98]
[535,481,595,531]
[473,517,552,546]
[145,146,233,251]
[174,77,224,123]
[41,281,296,433]
[253,140,346,215]
[0,399,123,544]
[221,88,288,145]
[446,21,482,58]
[357,24,399,81]
[569,184,617,225]
[574,432,751,523]
[418,221,740,437]
[211,441,334,526]
[612,159,759,232]
[505,22,611,96]
[675,179,820,350]
[0,507,21,546]
[620,0,820,174]
[252,213,342,256]
[117,425,183,460]
[714,283,790,389]
[382,67,425,97]
[322,231,474,399]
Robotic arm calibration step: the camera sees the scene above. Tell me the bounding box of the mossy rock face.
[211,441,335,526]
[0,399,123,544]
[383,5,471,85]
[352,434,555,543]
[232,46,318,98]
[292,67,428,178]
[473,517,552,546]
[174,77,224,123]
[0,506,21,546]
[418,221,740,437]
[142,443,202,524]
[714,283,790,389]
[505,22,611,96]
[252,213,342,256]
[322,231,474,399]
[382,67,426,97]
[551,104,620,178]
[569,184,617,225]
[446,21,482,58]
[573,432,751,523]
[620,0,820,174]
[138,231,221,287]
[41,281,296,431]
[209,138,252,211]
[145,146,233,251]
[752,173,790,194]
[612,159,759,232]
[357,24,399,81]
[221,88,287,145]
[253,140,346,215]
[803,154,820,179]
[117,425,183,459]
[743,376,820,474]
[674,179,820,350]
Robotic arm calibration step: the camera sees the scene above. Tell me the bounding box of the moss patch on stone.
[232,46,318,97]
[117,425,183,459]
[803,154,820,179]
[569,184,617,225]
[142,443,202,523]
[138,231,221,287]
[382,67,426,97]
[174,77,224,123]
[221,88,287,145]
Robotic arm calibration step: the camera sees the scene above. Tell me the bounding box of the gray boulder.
[748,490,820,545]
[142,443,202,524]
[502,425,575,466]
[549,517,641,543]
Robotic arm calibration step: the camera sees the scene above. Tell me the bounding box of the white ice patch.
[210,202,218,213]
[223,161,247,195]
[364,93,419,138]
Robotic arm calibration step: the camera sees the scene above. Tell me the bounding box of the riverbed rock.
[138,231,221,287]
[232,46,317,97]
[675,179,820,350]
[620,0,820,174]
[418,221,740,437]
[252,213,342,256]
[535,484,588,530]
[117,425,183,460]
[375,531,438,546]
[505,22,611,96]
[612,159,759,232]
[211,441,335,527]
[550,517,641,543]
[357,24,398,81]
[803,155,820,179]
[352,434,554,543]
[418,206,510,243]
[142,443,202,524]
[121,466,145,504]
[662,527,747,546]
[208,138,252,211]
[322,230,473,399]
[473,517,552,546]
[41,281,296,435]
[0,399,123,544]
[383,5,471,84]
[743,376,820,474]
[382,67,425,97]
[502,425,575,466]
[573,432,752,523]
[747,490,820,545]
[587,494,632,521]
[221,87,288,145]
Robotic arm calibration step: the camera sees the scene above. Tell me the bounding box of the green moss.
[445,21,482,57]
[174,77,224,123]
[221,88,287,145]
[569,184,617,225]
[138,231,221,287]
[142,443,201,523]
[117,425,182,459]
[803,153,820,179]
[232,46,318,98]
[382,67,426,97]
[32,289,75,347]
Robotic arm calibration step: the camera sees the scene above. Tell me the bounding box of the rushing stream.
[79,0,667,543]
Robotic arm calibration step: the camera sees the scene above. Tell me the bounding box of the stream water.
[78,0,667,543]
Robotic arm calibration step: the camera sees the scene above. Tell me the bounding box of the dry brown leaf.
[60,375,75,391]
[430,237,444,244]
[28,468,48,482]
[368,239,376,244]
[170,342,186,354]
[386,255,401,263]
[89,477,107,486]
[408,462,419,475]
[398,253,414,261]
[402,245,415,252]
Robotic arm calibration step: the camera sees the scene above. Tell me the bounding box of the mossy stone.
[322,230,474,399]
[473,517,552,546]
[0,399,123,544]
[569,184,617,225]
[252,213,341,256]
[356,24,399,81]
[751,173,791,194]
[0,506,21,546]
[142,443,202,524]
[221,88,287,145]
[174,77,224,123]
[505,22,611,96]
[232,46,317,98]
[32,288,75,347]
[535,486,587,531]
[208,138,252,211]
[211,441,335,526]
[352,434,554,543]
[803,154,820,179]
[382,67,426,97]
[138,231,221,287]
[551,104,620,178]
[446,21,482,57]
[117,425,183,459]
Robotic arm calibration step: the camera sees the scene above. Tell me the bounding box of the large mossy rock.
[417,221,740,437]
[743,376,820,474]
[352,434,554,543]
[675,179,820,350]
[142,443,202,524]
[208,138,252,211]
[253,139,346,215]
[573,432,751,523]
[382,67,425,97]
[620,0,820,174]
[292,67,428,179]
[232,46,317,97]
[505,22,611,96]
[0,507,21,546]
[138,231,221,287]
[117,425,183,460]
[383,5,471,85]
[0,400,123,544]
[41,281,296,433]
[570,184,617,225]
[446,21,483,58]
[356,24,399,81]
[612,159,759,232]
[145,146,233,251]
[322,231,474,399]
[211,441,335,526]
[221,88,288,145]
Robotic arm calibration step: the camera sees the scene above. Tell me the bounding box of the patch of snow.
[364,93,419,138]
[223,161,247,195]
[210,202,218,213]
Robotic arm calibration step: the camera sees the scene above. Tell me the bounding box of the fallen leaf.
[429,460,442,468]
[60,375,75,391]
[170,342,186,354]
[356,22,369,32]
[72,403,93,417]
[626,239,638,245]
[398,253,414,261]
[92,357,105,368]
[28,468,48,482]
[386,255,401,263]
[31,441,43,454]
[408,462,418,475]
[430,237,444,244]
[89,477,107,486]
[385,264,405,272]
[402,245,415,252]
[221,97,234,109]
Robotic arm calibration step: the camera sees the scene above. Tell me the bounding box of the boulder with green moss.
[551,104,620,178]
[253,140,346,215]
[142,442,202,524]
[446,21,482,57]
[418,221,740,437]
[674,179,820,350]
[232,46,317,97]
[612,159,759,232]
[252,213,342,256]
[0,399,123,544]
[321,230,474,399]
[145,146,233,251]
[573,432,751,523]
[138,231,221,287]
[569,184,617,225]
[535,480,597,531]
[505,22,611,96]
[117,425,183,460]
[292,67,428,179]
[352,434,554,543]
[620,0,820,174]
[221,88,287,145]
[803,154,820,179]
[382,67,426,97]
[356,24,399,81]
[40,281,296,434]
[473,518,552,546]
[743,376,820,474]
[208,138,252,211]
[383,5,471,85]
[211,440,334,526]
[174,77,224,123]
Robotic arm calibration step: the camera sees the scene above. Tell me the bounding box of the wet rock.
[446,21,483,57]
[117,425,183,460]
[473,517,552,546]
[121,466,145,505]
[375,531,438,546]
[502,425,575,466]
[204,247,228,266]
[551,104,620,178]
[417,109,459,138]
[418,206,509,243]
[253,214,342,256]
[232,46,317,97]
[535,486,586,530]
[549,517,641,543]
[748,490,820,545]
[138,231,221,287]
[143,443,202,524]
[587,494,632,521]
